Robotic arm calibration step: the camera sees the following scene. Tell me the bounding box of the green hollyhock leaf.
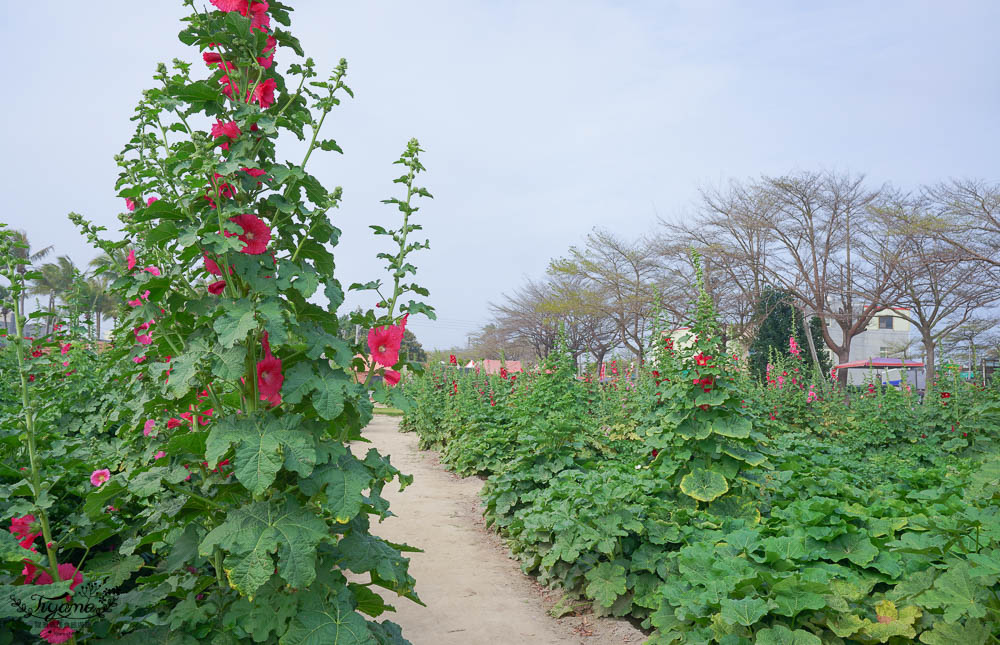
[199,499,327,598]
[827,613,865,638]
[919,564,988,622]
[280,589,372,645]
[680,468,729,502]
[825,532,878,566]
[754,625,821,645]
[313,365,348,420]
[350,582,393,617]
[282,362,317,405]
[585,562,627,608]
[207,415,317,493]
[676,417,712,440]
[720,596,768,627]
[771,576,827,617]
[301,457,370,523]
[223,581,299,642]
[214,298,257,347]
[919,618,991,645]
[712,416,751,439]
[335,531,415,592]
[0,530,40,563]
[164,349,203,399]
[257,299,289,345]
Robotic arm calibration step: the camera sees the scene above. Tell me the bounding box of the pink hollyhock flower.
[219,74,239,100]
[263,34,277,55]
[132,356,146,364]
[125,198,136,212]
[242,167,266,178]
[209,0,247,11]
[180,412,194,423]
[143,266,161,277]
[135,334,153,346]
[147,197,158,206]
[40,620,74,644]
[167,418,182,429]
[62,361,69,368]
[154,451,166,460]
[249,1,270,32]
[143,419,156,436]
[60,343,71,355]
[251,78,276,109]
[203,52,223,65]
[211,120,241,151]
[367,322,405,367]
[127,249,136,270]
[34,563,83,591]
[90,469,111,487]
[10,515,40,550]
[257,51,274,68]
[230,214,271,254]
[384,370,401,386]
[208,280,227,295]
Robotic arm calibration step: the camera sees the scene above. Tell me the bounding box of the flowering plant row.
[2,1,432,643]
[401,259,1000,644]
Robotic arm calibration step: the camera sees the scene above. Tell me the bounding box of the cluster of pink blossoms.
[8,515,83,643]
[367,314,409,386]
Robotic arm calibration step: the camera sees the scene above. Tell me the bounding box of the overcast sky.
[3,1,998,349]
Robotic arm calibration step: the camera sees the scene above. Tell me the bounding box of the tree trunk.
[593,349,607,377]
[836,347,850,387]
[96,314,102,342]
[922,334,936,389]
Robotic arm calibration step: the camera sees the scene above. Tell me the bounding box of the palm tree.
[31,256,77,335]
[89,249,129,284]
[12,231,53,316]
[77,276,118,340]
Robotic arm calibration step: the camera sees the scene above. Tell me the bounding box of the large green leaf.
[280,591,374,645]
[679,468,729,502]
[919,564,988,623]
[585,562,627,608]
[199,499,328,598]
[313,365,347,420]
[754,625,821,645]
[213,298,257,347]
[919,618,991,645]
[206,414,317,494]
[825,532,878,567]
[300,457,370,524]
[720,596,768,627]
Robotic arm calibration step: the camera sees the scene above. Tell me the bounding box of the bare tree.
[550,229,663,362]
[923,179,1000,267]
[662,180,776,347]
[757,171,895,385]
[878,194,1000,384]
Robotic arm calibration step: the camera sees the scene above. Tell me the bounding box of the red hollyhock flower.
[941,392,951,399]
[127,248,136,270]
[40,621,74,645]
[693,352,711,366]
[367,322,405,367]
[500,367,508,379]
[167,418,182,429]
[251,78,277,109]
[211,120,241,150]
[242,166,266,179]
[220,74,239,100]
[33,563,83,590]
[10,515,40,550]
[208,280,227,295]
[257,332,283,406]
[449,354,457,365]
[203,52,223,65]
[230,214,271,254]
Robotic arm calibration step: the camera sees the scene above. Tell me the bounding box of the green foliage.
[747,287,831,382]
[0,3,433,643]
[401,259,1000,643]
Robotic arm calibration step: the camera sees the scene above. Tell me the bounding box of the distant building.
[825,308,921,386]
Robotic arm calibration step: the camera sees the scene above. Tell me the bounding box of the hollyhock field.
[400,260,1000,643]
[2,1,999,644]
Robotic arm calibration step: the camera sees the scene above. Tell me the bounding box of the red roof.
[834,358,924,369]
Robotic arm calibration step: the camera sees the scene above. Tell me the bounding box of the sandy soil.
[359,415,648,645]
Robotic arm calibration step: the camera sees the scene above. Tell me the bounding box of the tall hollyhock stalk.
[67,2,432,642]
[0,228,78,645]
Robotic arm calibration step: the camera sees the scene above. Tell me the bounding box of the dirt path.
[360,415,647,645]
